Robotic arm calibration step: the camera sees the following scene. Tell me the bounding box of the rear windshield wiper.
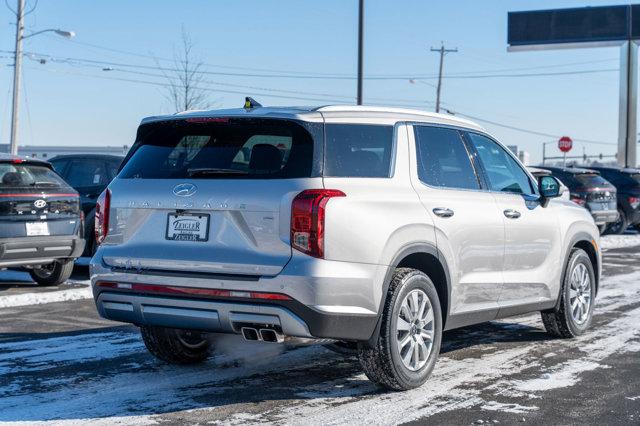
[30,181,58,187]
[187,168,248,177]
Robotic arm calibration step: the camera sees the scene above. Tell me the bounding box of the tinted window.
[467,133,534,195]
[414,126,480,190]
[323,124,394,177]
[106,160,121,180]
[0,163,66,188]
[575,173,611,188]
[66,159,108,187]
[120,119,313,179]
[49,159,69,175]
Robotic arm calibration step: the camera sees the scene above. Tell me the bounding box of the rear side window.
[0,163,67,188]
[414,125,480,190]
[120,118,314,179]
[323,124,394,177]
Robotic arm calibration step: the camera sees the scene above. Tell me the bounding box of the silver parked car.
[90,103,601,390]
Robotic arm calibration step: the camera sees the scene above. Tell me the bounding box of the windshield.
[120,118,314,179]
[0,163,67,188]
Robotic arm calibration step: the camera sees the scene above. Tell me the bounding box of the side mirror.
[538,175,561,207]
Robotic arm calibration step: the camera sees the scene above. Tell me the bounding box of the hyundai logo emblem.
[34,199,47,208]
[172,183,197,197]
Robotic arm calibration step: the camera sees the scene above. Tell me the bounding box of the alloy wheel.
[396,289,434,371]
[569,263,592,325]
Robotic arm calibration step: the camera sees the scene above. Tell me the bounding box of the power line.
[2,49,620,81]
[446,109,615,146]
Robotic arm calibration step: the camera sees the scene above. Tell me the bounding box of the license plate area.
[166,213,210,242]
[26,222,49,236]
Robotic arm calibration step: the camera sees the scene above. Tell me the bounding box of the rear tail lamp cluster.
[290,189,345,258]
[95,189,111,246]
[629,196,640,210]
[570,194,587,207]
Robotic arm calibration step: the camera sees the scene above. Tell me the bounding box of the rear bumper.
[0,235,85,268]
[90,251,385,341]
[589,209,619,225]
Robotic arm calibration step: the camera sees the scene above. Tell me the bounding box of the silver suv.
[90,104,601,390]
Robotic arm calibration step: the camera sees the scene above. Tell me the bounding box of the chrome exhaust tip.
[241,327,259,341]
[259,328,284,343]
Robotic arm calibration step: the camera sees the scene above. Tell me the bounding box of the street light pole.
[357,0,364,105]
[7,0,75,156]
[9,0,25,156]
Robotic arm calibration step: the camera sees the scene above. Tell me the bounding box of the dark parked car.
[49,154,123,255]
[0,154,84,285]
[537,166,618,234]
[587,166,640,234]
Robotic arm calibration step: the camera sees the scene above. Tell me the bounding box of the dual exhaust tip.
[241,327,284,343]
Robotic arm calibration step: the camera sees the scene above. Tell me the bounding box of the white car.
[91,103,601,390]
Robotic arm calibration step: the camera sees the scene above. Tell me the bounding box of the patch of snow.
[481,401,538,414]
[600,234,640,250]
[0,284,92,308]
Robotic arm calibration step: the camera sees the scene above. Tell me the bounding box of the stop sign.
[558,136,573,153]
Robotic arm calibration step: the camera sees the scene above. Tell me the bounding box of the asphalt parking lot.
[1,234,640,426]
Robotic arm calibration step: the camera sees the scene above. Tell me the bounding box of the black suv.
[538,166,618,233]
[587,166,640,234]
[49,154,123,255]
[0,154,85,285]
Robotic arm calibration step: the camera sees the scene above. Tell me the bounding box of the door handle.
[504,209,521,219]
[433,207,454,218]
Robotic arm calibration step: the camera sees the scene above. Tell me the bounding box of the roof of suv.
[587,165,640,174]
[141,105,485,131]
[0,153,50,167]
[537,165,600,175]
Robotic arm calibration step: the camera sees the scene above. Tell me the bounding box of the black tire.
[140,326,210,364]
[29,260,74,286]
[635,223,640,233]
[83,210,96,257]
[358,268,442,391]
[607,209,628,235]
[541,248,595,338]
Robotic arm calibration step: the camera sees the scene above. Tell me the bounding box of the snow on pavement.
[0,284,92,309]
[0,268,638,425]
[600,233,640,250]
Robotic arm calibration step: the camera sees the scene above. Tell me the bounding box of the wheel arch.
[553,232,600,311]
[365,242,451,348]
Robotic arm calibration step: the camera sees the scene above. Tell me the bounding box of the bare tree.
[158,27,211,112]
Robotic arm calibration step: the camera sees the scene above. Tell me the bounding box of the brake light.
[570,194,586,206]
[291,189,345,258]
[629,196,640,209]
[95,189,111,246]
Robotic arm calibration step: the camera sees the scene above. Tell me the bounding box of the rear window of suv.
[323,124,394,177]
[0,163,66,188]
[575,173,611,187]
[120,118,314,179]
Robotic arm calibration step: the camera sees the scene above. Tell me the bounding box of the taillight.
[570,194,586,206]
[629,196,640,209]
[95,189,111,246]
[291,189,345,258]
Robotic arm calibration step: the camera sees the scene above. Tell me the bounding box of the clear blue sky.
[0,0,628,163]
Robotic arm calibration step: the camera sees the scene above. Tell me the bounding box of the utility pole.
[430,43,457,113]
[356,0,364,105]
[9,0,25,155]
